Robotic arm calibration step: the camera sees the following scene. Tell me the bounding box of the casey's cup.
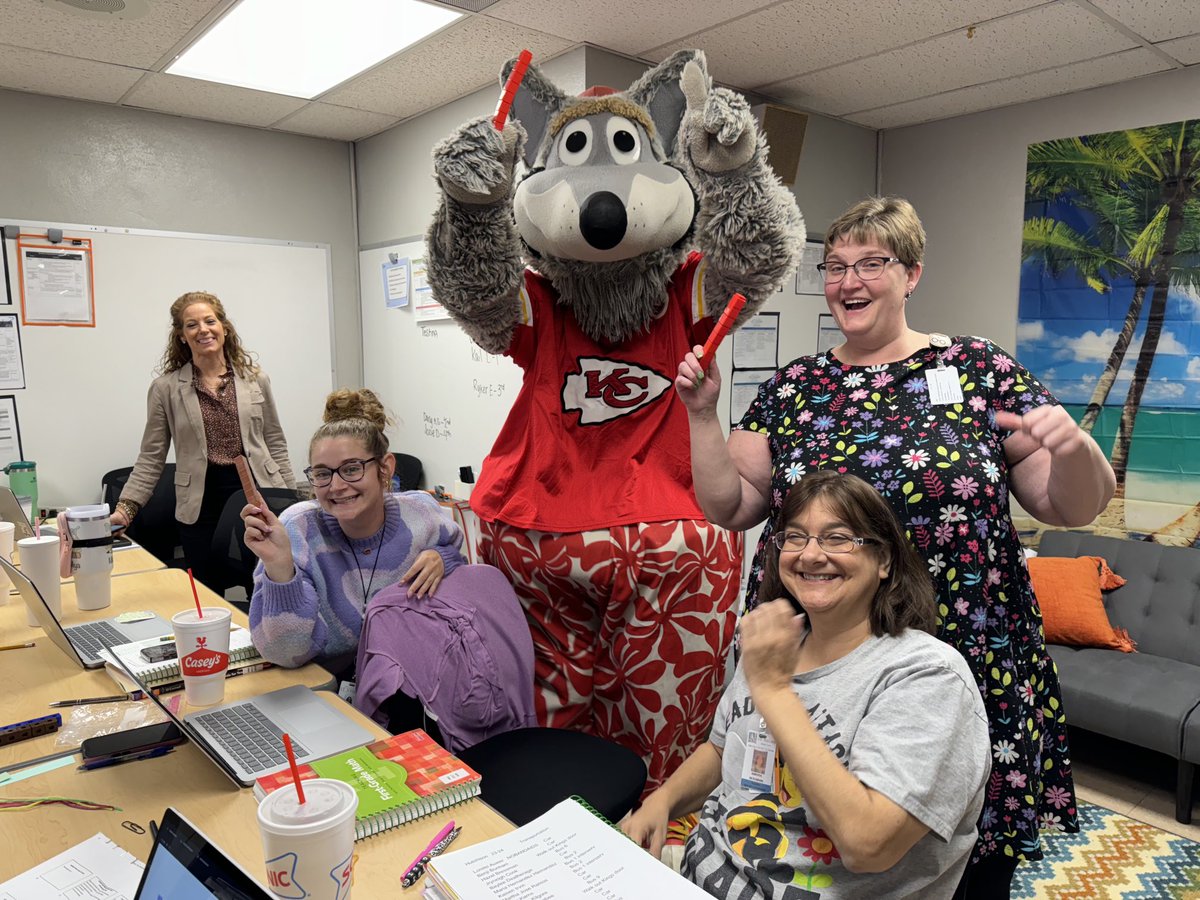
[258,778,358,900]
[171,607,232,707]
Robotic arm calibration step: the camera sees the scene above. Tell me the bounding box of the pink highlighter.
[696,292,748,373]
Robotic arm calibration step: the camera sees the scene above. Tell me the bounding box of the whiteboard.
[360,240,522,491]
[1,219,333,509]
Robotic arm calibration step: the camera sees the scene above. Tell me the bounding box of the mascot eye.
[606,117,640,165]
[559,120,593,166]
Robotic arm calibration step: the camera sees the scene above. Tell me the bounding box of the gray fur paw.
[680,61,756,174]
[432,117,525,205]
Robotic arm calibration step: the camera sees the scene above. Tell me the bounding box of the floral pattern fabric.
[477,517,742,793]
[737,336,1078,862]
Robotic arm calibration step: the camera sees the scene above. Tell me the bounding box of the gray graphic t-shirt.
[682,629,990,899]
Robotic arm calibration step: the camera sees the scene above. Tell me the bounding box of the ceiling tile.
[483,0,776,57]
[323,15,571,118]
[1088,0,1200,43]
[843,48,1170,130]
[122,73,307,128]
[770,3,1137,116]
[0,44,143,102]
[1157,33,1200,65]
[0,0,223,68]
[646,0,1043,90]
[273,103,400,142]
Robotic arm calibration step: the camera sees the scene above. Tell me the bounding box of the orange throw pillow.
[1027,556,1136,652]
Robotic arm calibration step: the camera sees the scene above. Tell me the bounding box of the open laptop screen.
[135,807,272,899]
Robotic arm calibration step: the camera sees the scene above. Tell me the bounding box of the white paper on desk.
[0,832,144,899]
[426,798,709,899]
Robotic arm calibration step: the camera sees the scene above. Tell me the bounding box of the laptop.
[101,633,375,787]
[134,806,273,899]
[0,555,172,667]
[0,486,133,549]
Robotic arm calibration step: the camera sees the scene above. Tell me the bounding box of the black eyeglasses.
[816,256,902,283]
[771,531,877,554]
[304,458,378,488]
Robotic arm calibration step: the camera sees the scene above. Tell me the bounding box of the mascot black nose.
[579,192,627,251]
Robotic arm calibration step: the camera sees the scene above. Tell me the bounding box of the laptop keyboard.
[68,619,130,661]
[191,703,310,772]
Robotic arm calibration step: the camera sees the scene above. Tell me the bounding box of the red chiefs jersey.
[470,252,716,532]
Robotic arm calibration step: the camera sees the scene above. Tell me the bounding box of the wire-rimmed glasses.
[771,531,876,553]
[816,256,902,283]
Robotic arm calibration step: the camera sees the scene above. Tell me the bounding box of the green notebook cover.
[310,746,419,818]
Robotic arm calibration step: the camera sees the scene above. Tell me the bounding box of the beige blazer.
[121,363,296,524]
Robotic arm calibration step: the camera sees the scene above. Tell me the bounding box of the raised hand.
[240,502,295,584]
[740,600,806,694]
[674,344,723,416]
[679,60,756,174]
[432,117,526,205]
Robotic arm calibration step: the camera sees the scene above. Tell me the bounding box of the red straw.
[187,567,203,619]
[283,733,306,804]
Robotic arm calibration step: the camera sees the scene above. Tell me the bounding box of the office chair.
[101,464,182,567]
[211,487,302,602]
[390,453,423,491]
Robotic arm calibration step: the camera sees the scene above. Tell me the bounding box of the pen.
[401,823,461,888]
[0,641,36,652]
[50,693,141,708]
[78,746,175,771]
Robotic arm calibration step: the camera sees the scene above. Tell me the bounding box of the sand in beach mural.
[1018,118,1200,547]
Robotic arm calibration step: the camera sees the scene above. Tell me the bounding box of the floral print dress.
[737,336,1078,862]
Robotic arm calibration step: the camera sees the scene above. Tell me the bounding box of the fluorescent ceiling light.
[166,0,462,99]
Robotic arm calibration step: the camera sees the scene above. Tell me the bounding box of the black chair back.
[101,464,182,567]
[391,453,423,491]
[211,487,302,597]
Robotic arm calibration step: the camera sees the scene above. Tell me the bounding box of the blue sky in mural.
[1017,197,1200,409]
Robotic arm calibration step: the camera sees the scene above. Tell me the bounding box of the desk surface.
[0,693,515,893]
[0,567,332,766]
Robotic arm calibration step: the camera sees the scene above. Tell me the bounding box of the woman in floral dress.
[676,197,1115,899]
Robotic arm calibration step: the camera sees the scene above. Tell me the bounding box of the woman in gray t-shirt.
[623,472,991,899]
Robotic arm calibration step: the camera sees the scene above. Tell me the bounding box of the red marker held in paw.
[696,292,747,374]
[493,49,532,131]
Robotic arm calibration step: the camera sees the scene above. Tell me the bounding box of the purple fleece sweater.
[249,491,465,667]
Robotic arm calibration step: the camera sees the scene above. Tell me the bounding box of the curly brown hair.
[759,471,936,637]
[309,388,393,461]
[158,291,258,377]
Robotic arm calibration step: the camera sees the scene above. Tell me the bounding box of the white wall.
[881,65,1200,350]
[0,88,360,388]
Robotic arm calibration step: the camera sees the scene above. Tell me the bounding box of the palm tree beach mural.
[1020,119,1200,547]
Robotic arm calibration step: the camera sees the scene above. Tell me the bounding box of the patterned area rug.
[1013,802,1200,898]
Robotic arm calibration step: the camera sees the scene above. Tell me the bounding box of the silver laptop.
[101,634,375,788]
[1,556,171,667]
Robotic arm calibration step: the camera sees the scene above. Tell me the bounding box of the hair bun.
[323,388,390,431]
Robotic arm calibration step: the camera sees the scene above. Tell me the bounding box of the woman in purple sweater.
[243,389,465,675]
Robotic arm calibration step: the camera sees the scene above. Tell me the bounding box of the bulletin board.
[1,219,334,508]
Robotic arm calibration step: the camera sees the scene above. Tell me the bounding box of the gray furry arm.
[424,118,526,355]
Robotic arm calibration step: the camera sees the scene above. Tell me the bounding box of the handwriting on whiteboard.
[472,379,506,400]
[469,345,507,366]
[420,326,441,339]
[423,412,452,440]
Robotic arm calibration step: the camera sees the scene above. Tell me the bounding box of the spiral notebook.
[253,729,482,840]
[425,796,710,899]
[98,627,269,691]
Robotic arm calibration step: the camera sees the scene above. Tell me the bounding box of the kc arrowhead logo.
[562,357,671,425]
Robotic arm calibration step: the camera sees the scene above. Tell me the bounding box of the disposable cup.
[0,521,15,601]
[66,504,114,611]
[17,534,60,627]
[171,607,233,707]
[258,778,358,900]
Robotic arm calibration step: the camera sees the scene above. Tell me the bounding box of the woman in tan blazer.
[114,291,296,591]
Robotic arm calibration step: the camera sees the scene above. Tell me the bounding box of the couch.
[1038,530,1200,824]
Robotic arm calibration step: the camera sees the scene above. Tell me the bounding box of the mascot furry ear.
[424,50,804,794]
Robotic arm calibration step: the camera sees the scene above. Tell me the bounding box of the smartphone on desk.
[81,722,186,763]
[140,641,177,663]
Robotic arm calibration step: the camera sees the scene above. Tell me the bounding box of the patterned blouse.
[736,335,1078,863]
[193,369,243,465]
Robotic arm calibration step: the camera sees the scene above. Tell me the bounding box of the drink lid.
[172,607,231,626]
[260,779,356,828]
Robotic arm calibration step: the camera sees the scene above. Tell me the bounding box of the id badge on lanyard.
[925,333,963,406]
[741,718,777,792]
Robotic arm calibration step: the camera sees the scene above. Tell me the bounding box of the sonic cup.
[258,778,358,900]
[171,607,232,707]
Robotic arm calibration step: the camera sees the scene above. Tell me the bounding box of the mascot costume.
[426,49,803,790]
